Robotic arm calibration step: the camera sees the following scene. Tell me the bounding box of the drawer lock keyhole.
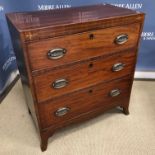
[89,89,93,93]
[89,34,94,40]
[89,63,94,68]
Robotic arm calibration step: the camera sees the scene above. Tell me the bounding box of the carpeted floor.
[0,79,155,155]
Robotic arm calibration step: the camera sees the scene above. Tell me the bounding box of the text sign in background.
[0,0,154,96]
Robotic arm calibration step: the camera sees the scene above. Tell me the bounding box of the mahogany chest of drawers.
[6,4,145,151]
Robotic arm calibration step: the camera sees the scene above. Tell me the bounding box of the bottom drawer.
[38,76,132,129]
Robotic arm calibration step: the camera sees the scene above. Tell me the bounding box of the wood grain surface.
[6,4,137,31]
[28,23,140,71]
[38,75,132,129]
[33,50,137,103]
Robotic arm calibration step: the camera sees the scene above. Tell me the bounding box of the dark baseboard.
[134,78,155,81]
[0,74,20,103]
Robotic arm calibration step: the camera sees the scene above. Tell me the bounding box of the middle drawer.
[33,50,136,103]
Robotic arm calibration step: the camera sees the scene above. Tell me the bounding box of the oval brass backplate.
[112,63,125,72]
[110,89,121,97]
[115,34,128,45]
[47,48,66,59]
[55,107,70,117]
[52,78,68,89]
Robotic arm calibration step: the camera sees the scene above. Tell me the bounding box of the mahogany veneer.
[6,4,145,151]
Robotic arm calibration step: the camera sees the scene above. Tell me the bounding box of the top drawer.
[27,23,140,71]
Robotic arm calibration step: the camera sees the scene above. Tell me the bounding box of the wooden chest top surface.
[6,4,139,32]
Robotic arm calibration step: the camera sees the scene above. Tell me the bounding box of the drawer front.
[33,50,136,102]
[28,23,140,71]
[38,76,132,129]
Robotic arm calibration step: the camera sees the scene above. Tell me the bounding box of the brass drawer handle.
[55,107,70,117]
[115,34,128,45]
[52,78,68,89]
[110,89,121,97]
[47,48,66,59]
[112,63,125,72]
